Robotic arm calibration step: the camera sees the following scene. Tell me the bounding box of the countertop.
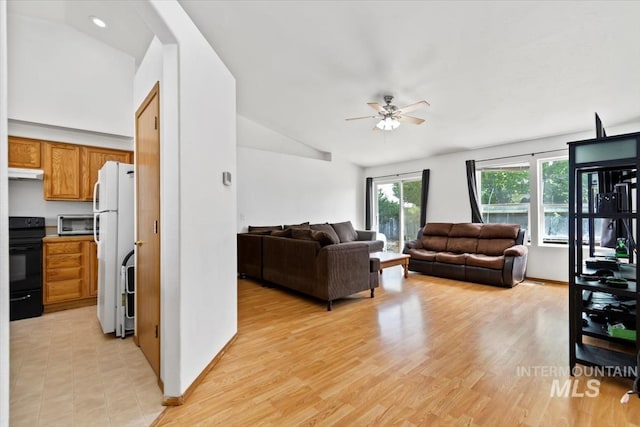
[43,234,95,242]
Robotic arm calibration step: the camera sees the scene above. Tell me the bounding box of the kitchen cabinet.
[43,142,82,200]
[42,139,133,201]
[81,146,132,201]
[89,241,98,297]
[8,136,42,168]
[43,236,98,312]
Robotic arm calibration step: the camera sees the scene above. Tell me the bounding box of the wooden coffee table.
[371,251,410,278]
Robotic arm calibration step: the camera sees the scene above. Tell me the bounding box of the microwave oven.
[57,214,97,236]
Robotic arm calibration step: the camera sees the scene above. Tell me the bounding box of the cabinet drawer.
[46,242,83,255]
[46,253,83,269]
[44,279,84,303]
[46,267,83,282]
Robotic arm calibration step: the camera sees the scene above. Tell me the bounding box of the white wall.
[134,1,237,397]
[237,146,363,231]
[8,180,92,227]
[1,2,10,425]
[237,115,330,161]
[365,121,640,282]
[8,14,134,137]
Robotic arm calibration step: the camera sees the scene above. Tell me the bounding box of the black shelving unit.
[569,132,640,379]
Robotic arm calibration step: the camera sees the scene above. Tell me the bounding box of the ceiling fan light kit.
[346,95,429,132]
[376,117,400,131]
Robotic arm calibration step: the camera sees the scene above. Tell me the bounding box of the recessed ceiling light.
[90,15,107,29]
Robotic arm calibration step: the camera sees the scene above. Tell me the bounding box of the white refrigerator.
[93,161,135,337]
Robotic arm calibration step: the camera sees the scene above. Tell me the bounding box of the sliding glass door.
[375,178,422,252]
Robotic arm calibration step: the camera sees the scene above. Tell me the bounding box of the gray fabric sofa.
[403,222,528,287]
[237,221,383,310]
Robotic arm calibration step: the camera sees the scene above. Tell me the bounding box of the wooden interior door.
[135,82,161,378]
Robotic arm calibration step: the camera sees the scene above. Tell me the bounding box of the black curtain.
[465,160,484,223]
[420,169,430,227]
[365,177,373,229]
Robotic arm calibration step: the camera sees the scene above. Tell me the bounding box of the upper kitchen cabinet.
[81,147,132,201]
[43,142,82,200]
[8,136,42,168]
[42,139,133,201]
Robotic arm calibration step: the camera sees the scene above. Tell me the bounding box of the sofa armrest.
[504,245,527,257]
[503,245,528,286]
[237,233,264,279]
[316,242,371,300]
[404,239,423,252]
[356,230,376,241]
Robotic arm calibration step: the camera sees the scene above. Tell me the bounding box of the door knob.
[135,241,144,246]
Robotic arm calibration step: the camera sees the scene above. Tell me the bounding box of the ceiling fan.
[345,95,430,131]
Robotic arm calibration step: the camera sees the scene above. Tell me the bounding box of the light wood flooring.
[10,305,164,426]
[154,268,640,426]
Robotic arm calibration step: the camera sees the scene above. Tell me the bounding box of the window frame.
[476,161,531,241]
[538,156,570,245]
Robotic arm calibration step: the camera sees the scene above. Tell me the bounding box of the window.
[478,164,530,232]
[375,178,422,252]
[540,158,569,243]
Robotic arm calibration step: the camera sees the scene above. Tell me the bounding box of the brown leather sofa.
[403,223,528,287]
[237,221,383,310]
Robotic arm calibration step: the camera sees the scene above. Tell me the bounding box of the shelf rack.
[568,132,640,380]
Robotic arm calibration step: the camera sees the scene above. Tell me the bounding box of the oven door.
[9,242,43,292]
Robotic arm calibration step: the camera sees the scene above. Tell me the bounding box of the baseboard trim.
[158,333,239,408]
[525,276,568,285]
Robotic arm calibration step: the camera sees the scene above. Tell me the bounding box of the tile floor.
[10,306,165,427]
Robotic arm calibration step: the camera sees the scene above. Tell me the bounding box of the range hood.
[8,168,44,180]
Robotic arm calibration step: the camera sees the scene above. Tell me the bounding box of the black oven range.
[9,216,45,321]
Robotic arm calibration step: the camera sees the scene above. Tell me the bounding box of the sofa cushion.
[331,221,358,243]
[311,223,341,244]
[407,249,437,261]
[467,254,505,269]
[291,228,315,241]
[283,221,310,229]
[423,222,453,236]
[446,237,478,254]
[477,239,516,256]
[435,252,467,265]
[479,224,519,239]
[248,225,282,232]
[449,223,482,237]
[271,228,293,237]
[247,229,272,235]
[421,235,448,252]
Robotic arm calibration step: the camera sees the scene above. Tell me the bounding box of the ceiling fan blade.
[372,125,381,131]
[345,115,378,121]
[367,102,385,113]
[397,115,425,125]
[396,100,430,114]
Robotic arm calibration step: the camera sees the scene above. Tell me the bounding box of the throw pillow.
[271,228,293,237]
[248,225,282,232]
[291,228,315,240]
[331,221,358,243]
[283,221,310,229]
[247,229,271,235]
[310,223,340,244]
[311,230,336,247]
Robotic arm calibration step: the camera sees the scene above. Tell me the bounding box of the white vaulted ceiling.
[8,0,640,167]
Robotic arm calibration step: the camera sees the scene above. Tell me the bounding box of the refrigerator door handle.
[93,181,100,213]
[93,213,100,244]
